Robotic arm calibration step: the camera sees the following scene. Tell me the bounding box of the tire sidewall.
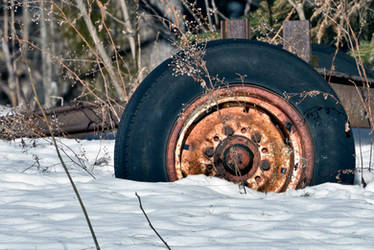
[115,39,355,185]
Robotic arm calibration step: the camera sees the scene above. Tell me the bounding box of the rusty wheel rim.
[166,86,314,192]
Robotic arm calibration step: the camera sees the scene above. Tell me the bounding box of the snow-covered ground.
[1,131,374,249]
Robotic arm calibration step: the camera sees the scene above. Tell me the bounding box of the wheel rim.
[166,85,314,192]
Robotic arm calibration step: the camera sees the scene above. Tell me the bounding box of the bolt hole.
[241,127,247,133]
[213,136,220,142]
[261,148,268,153]
[182,171,187,178]
[206,164,213,170]
[255,176,261,183]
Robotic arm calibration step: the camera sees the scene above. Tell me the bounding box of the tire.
[312,44,374,78]
[114,39,355,190]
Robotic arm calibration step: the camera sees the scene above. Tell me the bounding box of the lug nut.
[251,132,261,143]
[260,160,271,171]
[204,147,214,157]
[224,126,234,136]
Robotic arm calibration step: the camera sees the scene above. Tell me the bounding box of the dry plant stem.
[325,3,373,128]
[181,0,208,32]
[211,0,219,27]
[357,128,365,187]
[50,2,124,109]
[164,0,188,42]
[343,17,371,127]
[204,0,214,31]
[135,193,171,250]
[59,146,95,179]
[74,0,125,100]
[271,8,295,43]
[14,36,121,119]
[96,0,129,102]
[370,133,373,172]
[26,66,101,250]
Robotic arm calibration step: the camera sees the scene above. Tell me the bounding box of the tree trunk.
[119,0,136,60]
[75,0,125,100]
[287,0,306,21]
[41,0,54,107]
[2,0,17,106]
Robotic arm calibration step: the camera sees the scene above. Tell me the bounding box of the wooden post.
[283,20,311,63]
[221,19,250,39]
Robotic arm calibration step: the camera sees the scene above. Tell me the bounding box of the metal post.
[283,20,311,63]
[221,19,250,39]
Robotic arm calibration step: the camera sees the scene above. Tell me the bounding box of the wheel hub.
[166,86,314,193]
[214,135,259,181]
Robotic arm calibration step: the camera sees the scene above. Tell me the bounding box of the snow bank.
[0,133,374,249]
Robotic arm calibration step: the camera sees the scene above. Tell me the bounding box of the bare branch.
[26,63,101,250]
[135,193,171,250]
[287,0,306,20]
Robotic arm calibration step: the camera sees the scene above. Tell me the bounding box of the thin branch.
[26,63,101,250]
[135,193,171,250]
[204,0,214,31]
[181,0,208,32]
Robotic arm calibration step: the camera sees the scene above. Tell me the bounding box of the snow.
[0,105,12,116]
[1,131,374,249]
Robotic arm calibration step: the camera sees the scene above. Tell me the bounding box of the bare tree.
[41,0,55,107]
[1,0,17,106]
[119,0,136,60]
[287,0,306,20]
[74,0,126,100]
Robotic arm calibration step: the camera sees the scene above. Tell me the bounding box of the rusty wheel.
[166,86,314,192]
[115,39,355,191]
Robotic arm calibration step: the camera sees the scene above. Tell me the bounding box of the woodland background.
[0,0,373,109]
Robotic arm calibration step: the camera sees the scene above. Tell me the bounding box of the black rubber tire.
[312,44,374,79]
[114,39,355,185]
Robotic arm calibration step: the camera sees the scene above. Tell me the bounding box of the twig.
[26,64,100,250]
[357,128,367,188]
[204,0,214,31]
[181,0,208,32]
[271,8,295,43]
[135,192,171,250]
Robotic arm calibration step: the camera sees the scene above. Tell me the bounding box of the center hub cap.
[223,144,253,174]
[214,136,260,181]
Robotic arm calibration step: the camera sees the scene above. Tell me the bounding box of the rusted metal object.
[283,20,311,63]
[221,19,250,39]
[166,86,314,192]
[328,83,373,128]
[317,68,374,87]
[0,102,124,139]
